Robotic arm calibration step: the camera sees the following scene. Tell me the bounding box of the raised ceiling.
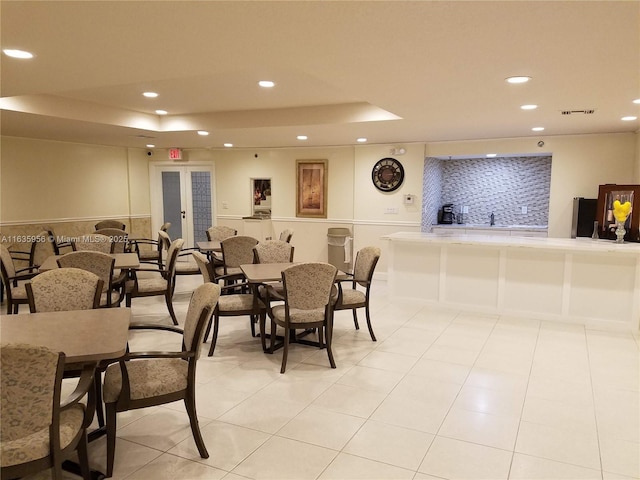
[1,1,638,150]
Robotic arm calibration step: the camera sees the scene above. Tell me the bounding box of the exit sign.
[169,148,182,160]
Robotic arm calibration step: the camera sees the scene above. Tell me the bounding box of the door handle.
[181,210,186,219]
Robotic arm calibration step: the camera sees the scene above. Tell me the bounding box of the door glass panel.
[161,171,183,239]
[190,171,211,243]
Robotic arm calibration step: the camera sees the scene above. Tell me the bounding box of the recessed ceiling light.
[3,49,33,59]
[197,130,209,136]
[486,153,497,158]
[155,110,168,115]
[356,138,367,143]
[258,80,275,88]
[297,135,308,140]
[143,92,158,98]
[621,116,638,121]
[146,144,155,148]
[223,143,233,148]
[633,99,640,104]
[506,76,531,84]
[532,127,545,131]
[520,104,538,110]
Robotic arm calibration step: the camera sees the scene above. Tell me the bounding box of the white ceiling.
[1,1,638,150]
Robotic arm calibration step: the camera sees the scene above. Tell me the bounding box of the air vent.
[561,109,595,115]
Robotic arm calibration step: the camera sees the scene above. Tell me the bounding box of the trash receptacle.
[327,227,352,272]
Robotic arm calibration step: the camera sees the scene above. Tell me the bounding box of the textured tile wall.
[423,156,551,229]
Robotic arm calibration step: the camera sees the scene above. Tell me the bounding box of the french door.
[150,163,215,248]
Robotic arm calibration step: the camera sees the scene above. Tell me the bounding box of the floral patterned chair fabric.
[278,229,294,243]
[206,226,237,242]
[218,235,259,280]
[333,246,381,341]
[26,267,103,313]
[56,251,122,307]
[125,238,184,325]
[1,343,93,480]
[72,233,112,254]
[131,222,171,267]
[252,240,295,303]
[103,282,221,477]
[0,245,38,314]
[94,228,129,254]
[265,262,337,373]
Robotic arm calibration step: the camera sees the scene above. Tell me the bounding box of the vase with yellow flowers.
[612,200,632,243]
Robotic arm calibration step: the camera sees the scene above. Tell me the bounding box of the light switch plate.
[521,206,528,214]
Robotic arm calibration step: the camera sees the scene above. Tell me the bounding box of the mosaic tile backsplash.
[422,156,551,230]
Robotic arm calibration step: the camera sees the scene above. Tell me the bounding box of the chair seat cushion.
[9,283,27,300]
[271,304,326,324]
[0,405,84,466]
[128,276,168,293]
[137,250,160,260]
[100,290,122,307]
[338,288,366,306]
[218,294,264,313]
[175,262,200,274]
[103,358,188,404]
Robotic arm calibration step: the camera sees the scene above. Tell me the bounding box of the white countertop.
[384,231,640,255]
[431,224,548,231]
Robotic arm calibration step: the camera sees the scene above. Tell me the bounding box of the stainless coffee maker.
[439,204,455,224]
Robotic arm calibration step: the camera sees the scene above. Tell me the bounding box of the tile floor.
[21,275,640,479]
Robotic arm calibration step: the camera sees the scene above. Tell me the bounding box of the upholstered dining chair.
[1,343,95,480]
[94,219,126,231]
[125,237,183,325]
[252,240,295,303]
[130,222,171,267]
[7,230,58,272]
[95,228,129,254]
[265,262,338,373]
[0,244,39,314]
[279,229,294,243]
[205,225,237,266]
[72,233,112,254]
[192,251,266,356]
[332,246,381,341]
[103,282,221,478]
[56,251,123,307]
[26,268,103,313]
[217,235,259,285]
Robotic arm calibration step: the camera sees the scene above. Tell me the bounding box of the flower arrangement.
[612,200,632,243]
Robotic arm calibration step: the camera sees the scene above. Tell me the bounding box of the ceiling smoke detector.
[561,109,595,115]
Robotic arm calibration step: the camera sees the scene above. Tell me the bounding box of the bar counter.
[384,232,640,331]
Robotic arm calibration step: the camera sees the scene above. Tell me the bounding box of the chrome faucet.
[490,212,495,226]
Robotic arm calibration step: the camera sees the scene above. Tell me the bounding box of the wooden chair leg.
[269,319,277,353]
[165,293,179,325]
[94,373,105,428]
[325,320,336,369]
[352,310,360,330]
[259,312,267,352]
[365,306,376,341]
[207,314,220,356]
[280,327,290,374]
[184,391,209,459]
[76,430,92,480]
[105,403,117,478]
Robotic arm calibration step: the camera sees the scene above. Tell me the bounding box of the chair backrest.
[282,262,337,310]
[1,343,64,444]
[221,236,259,269]
[72,233,112,253]
[26,267,103,312]
[353,246,381,287]
[165,238,185,277]
[183,283,221,359]
[0,244,17,279]
[56,250,115,292]
[206,226,237,242]
[160,222,171,233]
[192,251,215,283]
[95,220,126,231]
[253,240,294,264]
[95,228,129,253]
[32,230,57,268]
[279,229,294,243]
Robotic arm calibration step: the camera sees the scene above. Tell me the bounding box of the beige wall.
[1,131,638,275]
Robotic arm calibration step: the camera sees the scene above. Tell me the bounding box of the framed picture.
[296,159,328,218]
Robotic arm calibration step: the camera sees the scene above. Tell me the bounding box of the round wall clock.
[372,157,404,192]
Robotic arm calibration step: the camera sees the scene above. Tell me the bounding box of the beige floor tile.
[342,420,434,471]
[87,437,163,480]
[392,374,462,407]
[418,436,512,479]
[464,367,528,395]
[232,436,337,479]
[311,383,387,418]
[408,358,471,384]
[421,344,480,366]
[370,393,450,434]
[599,436,640,479]
[357,349,419,373]
[318,452,415,479]
[337,365,404,393]
[509,453,602,479]
[453,384,526,417]
[125,453,227,480]
[438,407,520,451]
[515,420,601,470]
[521,396,597,435]
[277,405,365,450]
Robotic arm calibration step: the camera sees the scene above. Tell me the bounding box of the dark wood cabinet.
[596,184,640,242]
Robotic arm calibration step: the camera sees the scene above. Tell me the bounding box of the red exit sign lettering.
[169,148,182,160]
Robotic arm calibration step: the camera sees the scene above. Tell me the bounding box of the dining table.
[39,252,140,272]
[1,307,131,479]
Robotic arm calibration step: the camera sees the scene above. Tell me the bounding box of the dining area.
[0,222,382,480]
